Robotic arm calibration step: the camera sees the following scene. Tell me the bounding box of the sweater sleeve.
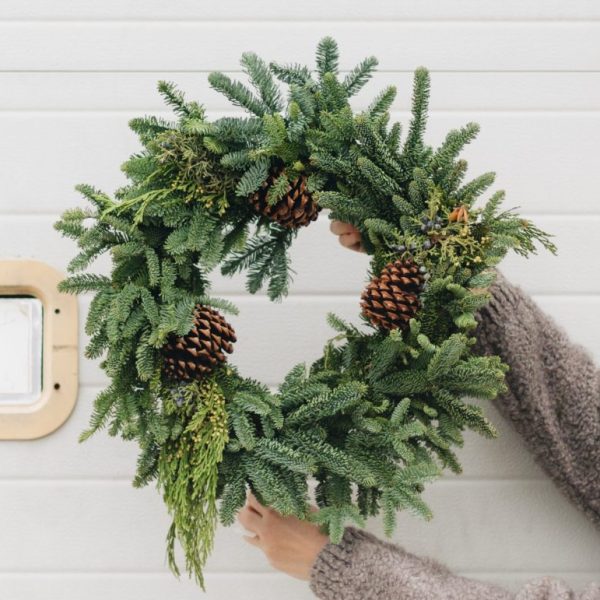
[310,528,600,600]
[310,527,510,600]
[474,270,600,528]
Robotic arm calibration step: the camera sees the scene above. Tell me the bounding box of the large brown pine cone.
[250,169,320,229]
[162,305,236,381]
[361,259,425,331]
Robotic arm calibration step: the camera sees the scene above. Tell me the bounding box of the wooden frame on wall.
[0,260,78,439]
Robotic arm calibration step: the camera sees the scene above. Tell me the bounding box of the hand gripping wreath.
[55,38,556,589]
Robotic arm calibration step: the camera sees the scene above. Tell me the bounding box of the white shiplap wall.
[0,2,599,598]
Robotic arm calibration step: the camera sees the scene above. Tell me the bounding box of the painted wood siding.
[0,2,598,598]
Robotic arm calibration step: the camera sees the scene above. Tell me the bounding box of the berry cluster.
[391,213,444,254]
[420,214,443,233]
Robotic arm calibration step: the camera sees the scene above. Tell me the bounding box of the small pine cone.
[250,169,320,229]
[360,259,425,331]
[162,305,236,381]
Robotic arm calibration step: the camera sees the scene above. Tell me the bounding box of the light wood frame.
[0,260,78,439]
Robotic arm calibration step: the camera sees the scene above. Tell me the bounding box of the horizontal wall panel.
[0,480,597,572]
[1,215,597,296]
[376,481,600,573]
[72,292,600,386]
[1,294,589,481]
[194,292,600,379]
[0,571,597,600]
[1,113,599,215]
[5,571,600,600]
[0,386,140,480]
[533,295,600,358]
[0,23,599,71]
[0,573,313,600]
[2,0,600,21]
[0,384,544,481]
[2,72,599,111]
[12,294,589,481]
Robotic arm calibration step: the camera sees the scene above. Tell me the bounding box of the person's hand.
[238,493,329,581]
[330,220,365,253]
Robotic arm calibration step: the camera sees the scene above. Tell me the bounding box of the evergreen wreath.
[55,38,556,589]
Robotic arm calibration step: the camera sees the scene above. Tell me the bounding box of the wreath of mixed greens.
[55,38,555,588]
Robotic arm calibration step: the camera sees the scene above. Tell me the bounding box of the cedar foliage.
[55,38,556,590]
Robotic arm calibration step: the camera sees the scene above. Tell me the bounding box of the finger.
[339,232,362,249]
[238,505,262,533]
[330,220,355,235]
[247,491,267,516]
[243,534,261,548]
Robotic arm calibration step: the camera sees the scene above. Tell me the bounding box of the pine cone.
[250,169,320,229]
[162,305,236,381]
[360,259,425,331]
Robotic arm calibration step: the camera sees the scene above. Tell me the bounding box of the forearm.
[310,528,510,600]
[310,527,509,600]
[474,271,600,528]
[310,528,600,600]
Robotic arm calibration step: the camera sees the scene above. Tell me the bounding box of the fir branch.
[157,80,194,118]
[58,273,111,294]
[403,68,431,163]
[79,386,118,442]
[457,171,496,205]
[316,36,340,78]
[270,62,314,86]
[208,72,269,117]
[235,157,270,198]
[241,52,283,113]
[366,85,397,118]
[343,56,379,97]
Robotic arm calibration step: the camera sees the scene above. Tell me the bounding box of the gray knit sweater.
[310,272,600,599]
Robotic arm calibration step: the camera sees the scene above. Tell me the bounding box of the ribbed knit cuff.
[309,527,367,600]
